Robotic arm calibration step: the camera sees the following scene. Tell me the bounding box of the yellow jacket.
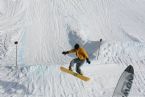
[68,48,89,60]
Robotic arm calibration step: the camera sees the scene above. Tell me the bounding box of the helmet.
[74,43,80,49]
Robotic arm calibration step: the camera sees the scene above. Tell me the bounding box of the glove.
[86,58,91,64]
[62,51,69,55]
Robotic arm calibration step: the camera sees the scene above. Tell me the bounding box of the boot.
[69,66,72,71]
[78,72,83,75]
[76,69,83,75]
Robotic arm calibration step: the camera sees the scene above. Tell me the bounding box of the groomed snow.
[0,0,145,97]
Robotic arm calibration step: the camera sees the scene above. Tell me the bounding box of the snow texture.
[0,0,145,97]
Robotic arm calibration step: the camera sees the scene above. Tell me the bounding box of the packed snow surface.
[0,0,145,97]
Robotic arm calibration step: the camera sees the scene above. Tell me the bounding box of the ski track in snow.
[0,0,145,97]
[0,41,145,97]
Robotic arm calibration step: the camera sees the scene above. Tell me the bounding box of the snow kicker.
[112,65,134,97]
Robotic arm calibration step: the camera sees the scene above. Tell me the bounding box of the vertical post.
[14,41,18,68]
[97,39,102,60]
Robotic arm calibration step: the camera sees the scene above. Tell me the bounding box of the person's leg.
[76,60,85,75]
[69,58,79,70]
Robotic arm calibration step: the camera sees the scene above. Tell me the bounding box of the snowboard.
[60,66,90,81]
[112,65,134,97]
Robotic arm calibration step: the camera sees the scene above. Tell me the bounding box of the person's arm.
[83,50,89,59]
[68,49,76,53]
[62,49,76,55]
[81,48,91,64]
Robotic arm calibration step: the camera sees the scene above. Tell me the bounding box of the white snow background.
[0,0,145,97]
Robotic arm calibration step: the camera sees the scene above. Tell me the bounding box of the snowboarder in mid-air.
[62,43,91,75]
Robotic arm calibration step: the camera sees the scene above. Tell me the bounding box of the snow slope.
[0,0,145,97]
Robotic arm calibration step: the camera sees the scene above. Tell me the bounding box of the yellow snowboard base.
[60,66,90,81]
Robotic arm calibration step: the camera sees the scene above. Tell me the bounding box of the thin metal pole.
[16,44,17,67]
[15,41,18,68]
